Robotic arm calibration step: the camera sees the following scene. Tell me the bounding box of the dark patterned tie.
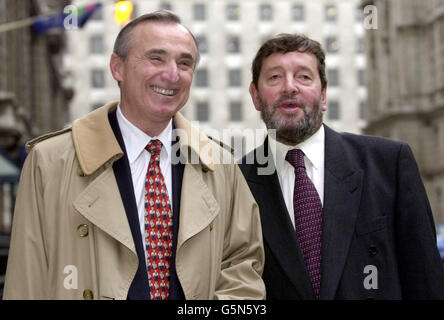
[286,149,322,299]
[144,139,173,300]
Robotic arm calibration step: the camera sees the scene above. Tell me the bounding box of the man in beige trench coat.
[3,11,265,300]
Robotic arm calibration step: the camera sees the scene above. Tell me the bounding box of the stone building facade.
[0,0,73,152]
[0,0,73,278]
[362,0,444,224]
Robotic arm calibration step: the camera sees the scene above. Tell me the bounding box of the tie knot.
[146,139,163,156]
[285,149,305,169]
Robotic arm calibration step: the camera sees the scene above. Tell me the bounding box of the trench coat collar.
[70,101,215,176]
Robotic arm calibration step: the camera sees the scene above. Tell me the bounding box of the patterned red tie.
[144,139,173,300]
[286,149,322,299]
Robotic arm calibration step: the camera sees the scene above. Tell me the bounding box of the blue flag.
[32,3,102,34]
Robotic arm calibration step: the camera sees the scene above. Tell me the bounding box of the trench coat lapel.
[173,113,220,249]
[176,158,220,250]
[243,140,314,298]
[73,166,136,255]
[320,125,363,299]
[70,103,137,257]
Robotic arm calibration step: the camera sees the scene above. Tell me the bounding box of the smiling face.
[250,51,327,145]
[110,21,198,136]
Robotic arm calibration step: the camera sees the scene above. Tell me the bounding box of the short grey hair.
[113,10,200,68]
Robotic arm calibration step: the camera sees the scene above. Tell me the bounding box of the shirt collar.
[116,103,172,164]
[269,124,325,170]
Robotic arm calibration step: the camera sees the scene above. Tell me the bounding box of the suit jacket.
[239,125,444,299]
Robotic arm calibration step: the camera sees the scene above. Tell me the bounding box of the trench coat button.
[77,167,85,177]
[77,224,89,237]
[83,289,94,300]
[202,165,209,172]
[209,223,214,231]
[369,245,378,256]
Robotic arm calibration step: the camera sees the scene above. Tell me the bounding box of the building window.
[328,101,340,120]
[160,2,172,11]
[355,6,364,22]
[91,69,105,88]
[193,3,206,21]
[195,69,208,87]
[230,101,243,121]
[327,69,340,86]
[359,101,366,120]
[357,37,365,53]
[196,35,208,53]
[89,35,104,54]
[325,4,337,22]
[228,69,241,87]
[227,35,240,53]
[260,4,273,21]
[227,4,240,21]
[292,4,305,21]
[196,102,209,122]
[326,36,339,53]
[358,69,365,87]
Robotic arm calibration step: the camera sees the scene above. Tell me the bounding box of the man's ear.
[249,82,262,112]
[320,86,327,112]
[110,53,124,82]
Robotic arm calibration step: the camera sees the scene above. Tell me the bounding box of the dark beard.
[259,95,323,145]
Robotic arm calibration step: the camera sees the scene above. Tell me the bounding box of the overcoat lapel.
[243,140,314,298]
[73,166,135,255]
[176,154,220,250]
[172,115,220,251]
[320,125,363,299]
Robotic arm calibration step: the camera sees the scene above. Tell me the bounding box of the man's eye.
[179,61,192,67]
[270,75,280,80]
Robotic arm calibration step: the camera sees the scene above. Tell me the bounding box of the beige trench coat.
[3,102,265,300]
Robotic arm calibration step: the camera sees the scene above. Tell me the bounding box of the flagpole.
[0,17,35,33]
[0,10,61,34]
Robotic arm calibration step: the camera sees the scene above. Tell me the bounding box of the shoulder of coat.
[25,125,73,152]
[207,135,235,155]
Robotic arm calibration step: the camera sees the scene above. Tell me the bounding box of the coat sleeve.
[395,143,444,299]
[3,147,49,299]
[214,164,266,300]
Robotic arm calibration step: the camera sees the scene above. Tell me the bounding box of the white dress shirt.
[268,125,325,229]
[116,105,173,244]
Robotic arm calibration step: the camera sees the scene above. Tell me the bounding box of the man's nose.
[161,61,180,82]
[283,76,300,95]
